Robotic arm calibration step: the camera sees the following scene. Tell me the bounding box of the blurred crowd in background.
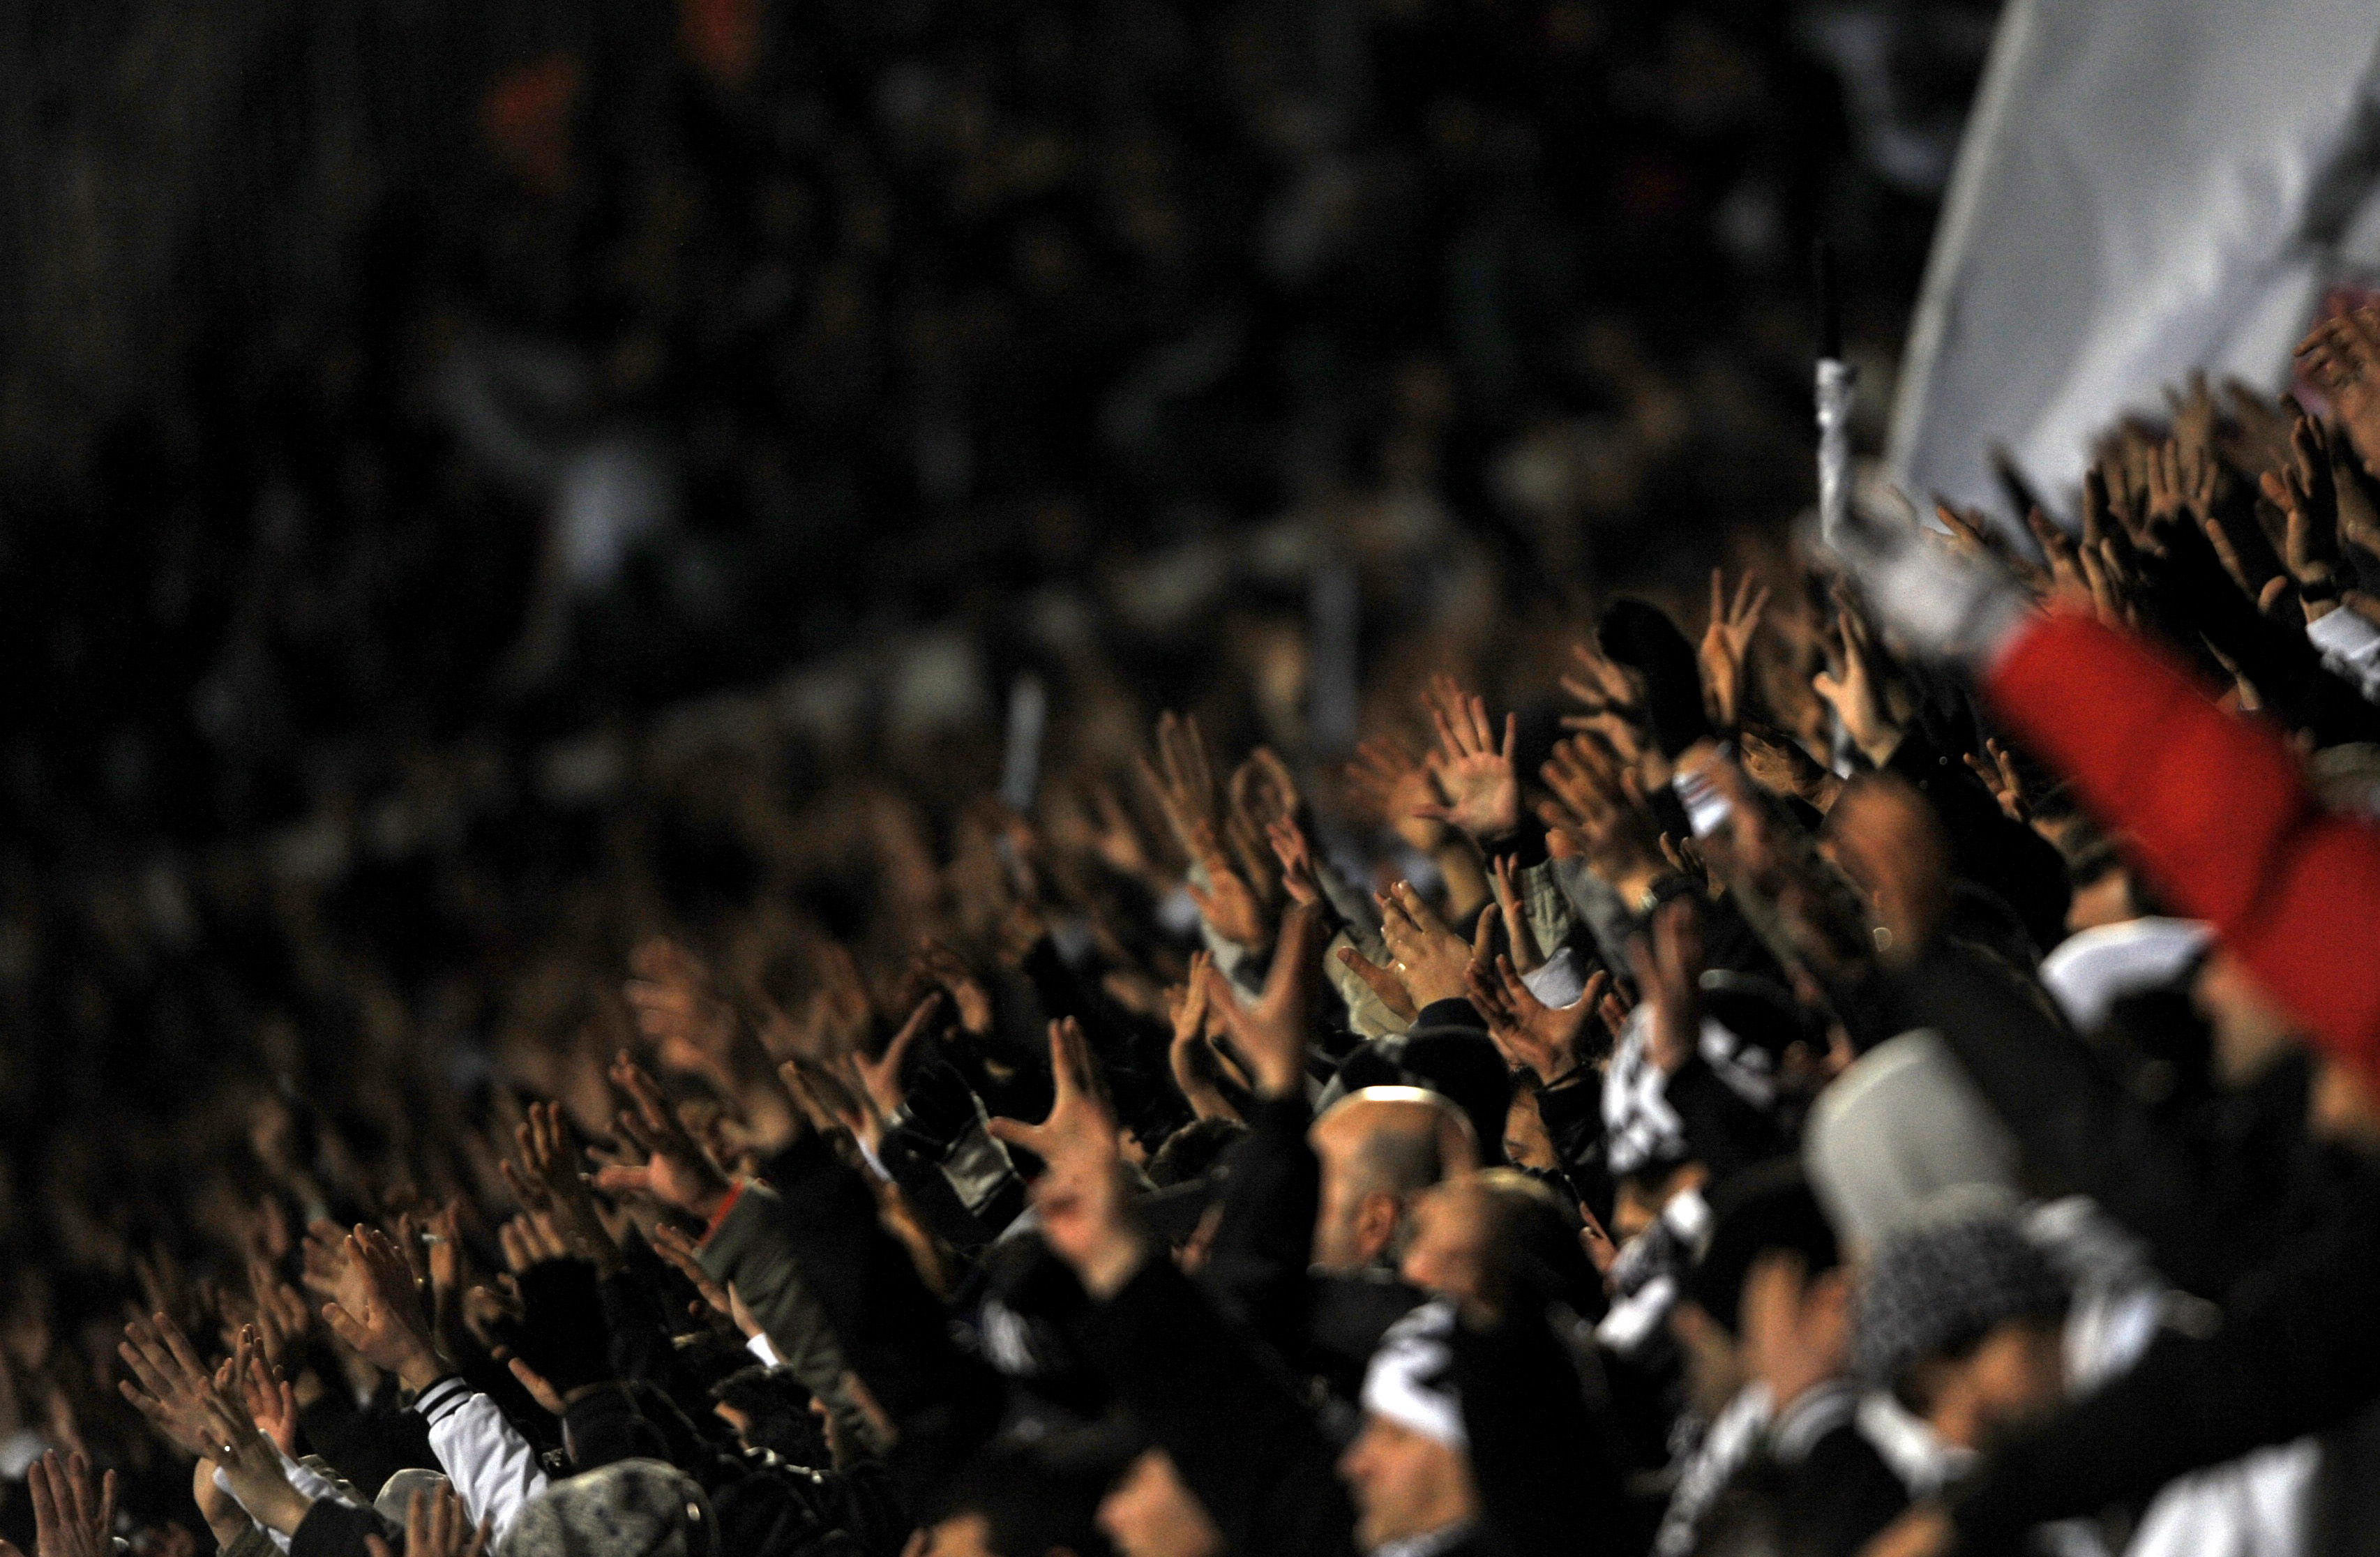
[0,0,1991,1269]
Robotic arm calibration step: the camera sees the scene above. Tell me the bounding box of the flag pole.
[1814,239,1854,546]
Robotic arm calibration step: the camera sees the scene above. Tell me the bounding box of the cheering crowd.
[4,298,2380,1557]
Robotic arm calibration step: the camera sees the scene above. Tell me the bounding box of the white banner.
[1888,0,2380,520]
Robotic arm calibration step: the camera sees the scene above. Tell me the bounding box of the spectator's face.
[1920,1318,2065,1452]
[1096,1450,1221,1557]
[2193,950,2301,1088]
[920,1512,997,1557]
[1668,1300,1745,1419]
[1819,776,1949,963]
[1503,1090,1556,1171]
[1337,1415,1479,1551]
[2065,866,2133,933]
[1309,1111,1404,1272]
[1399,1181,1491,1313]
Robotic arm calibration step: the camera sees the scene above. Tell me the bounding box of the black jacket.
[1072,1256,1362,1557]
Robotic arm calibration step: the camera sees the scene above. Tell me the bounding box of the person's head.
[1399,1167,1586,1321]
[2063,841,2137,934]
[1611,1152,1705,1244]
[2192,948,2304,1088]
[1853,1203,2070,1451]
[1502,1087,1557,1171]
[929,1440,1113,1557]
[499,1459,717,1557]
[1667,1295,1746,1420]
[709,1366,825,1462]
[1820,774,1951,964]
[1682,1163,1848,1411]
[1339,1302,1480,1552]
[1146,1118,1246,1188]
[1309,1088,1479,1271]
[1096,1449,1221,1557]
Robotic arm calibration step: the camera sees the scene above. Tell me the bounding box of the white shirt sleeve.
[210,1467,293,1553]
[414,1378,552,1544]
[1518,943,1588,1009]
[2307,607,2380,704]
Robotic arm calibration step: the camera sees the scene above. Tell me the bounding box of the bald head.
[1309,1087,1481,1271]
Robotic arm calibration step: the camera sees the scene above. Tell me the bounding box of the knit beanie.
[1853,1203,2068,1394]
[499,1459,716,1557]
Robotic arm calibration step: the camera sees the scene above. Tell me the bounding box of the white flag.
[1888,0,2380,519]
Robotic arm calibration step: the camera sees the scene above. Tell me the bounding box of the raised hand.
[401,1480,492,1557]
[1230,747,1304,833]
[2262,409,2349,619]
[117,1312,224,1461]
[624,938,739,1088]
[1375,882,1477,1009]
[232,1327,298,1454]
[917,941,995,1039]
[1266,815,1324,908]
[988,1021,1143,1297]
[1628,899,1706,1076]
[1539,735,1669,903]
[1560,639,1648,743]
[1343,737,1449,854]
[1465,956,1598,1086]
[778,1051,892,1153]
[1736,721,1842,813]
[246,1258,311,1370]
[206,1390,308,1537]
[1415,676,1521,841]
[1219,785,1286,912]
[1337,943,1419,1023]
[1203,902,1325,1097]
[1813,592,1904,765]
[502,1101,620,1272]
[1136,710,1222,857]
[317,1228,443,1392]
[1487,852,1543,975]
[496,1213,573,1275]
[590,1053,732,1222]
[20,1450,116,1557]
[1182,820,1276,950]
[1699,569,1771,730]
[647,1222,737,1326]
[854,993,940,1120]
[1962,738,2030,824]
[1166,953,1239,1122]
[2296,305,2380,479]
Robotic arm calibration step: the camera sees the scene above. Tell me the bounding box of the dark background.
[0,0,1992,1261]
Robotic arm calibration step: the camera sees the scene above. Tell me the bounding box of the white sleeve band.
[2308,607,2380,704]
[421,1387,552,1545]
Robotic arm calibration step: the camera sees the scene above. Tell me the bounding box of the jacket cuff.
[409,1376,470,1427]
[1413,997,1487,1033]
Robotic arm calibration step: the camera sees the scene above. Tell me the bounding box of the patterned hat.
[499,1460,717,1557]
[1853,1203,2068,1394]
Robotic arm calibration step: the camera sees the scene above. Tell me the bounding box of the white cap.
[2040,917,2211,1034]
[1360,1300,1468,1450]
